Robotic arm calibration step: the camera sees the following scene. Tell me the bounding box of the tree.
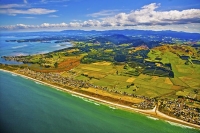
[194,89,198,94]
[54,62,58,68]
[114,54,126,62]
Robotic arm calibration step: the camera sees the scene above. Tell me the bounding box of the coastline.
[0,68,199,129]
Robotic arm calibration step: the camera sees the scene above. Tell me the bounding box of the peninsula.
[1,30,200,129]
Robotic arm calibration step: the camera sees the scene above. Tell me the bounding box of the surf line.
[0,69,199,129]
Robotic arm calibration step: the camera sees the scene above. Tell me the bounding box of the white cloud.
[68,22,81,27]
[40,22,68,28]
[21,17,36,19]
[0,8,57,15]
[0,23,69,30]
[131,23,200,33]
[41,23,50,27]
[0,22,199,33]
[87,10,120,18]
[41,0,69,3]
[0,4,26,9]
[24,0,28,4]
[103,3,200,27]
[141,3,160,11]
[109,3,200,26]
[48,15,59,17]
[82,20,101,27]
[1,3,200,32]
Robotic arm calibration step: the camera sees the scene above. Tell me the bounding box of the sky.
[0,0,200,32]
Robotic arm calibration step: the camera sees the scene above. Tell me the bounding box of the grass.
[71,58,184,98]
[164,77,173,85]
[133,76,174,97]
[75,75,90,81]
[18,43,200,100]
[126,77,136,82]
[176,87,200,100]
[73,60,177,98]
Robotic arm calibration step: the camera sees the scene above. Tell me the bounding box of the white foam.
[166,121,194,129]
[82,98,100,106]
[71,94,77,97]
[12,74,17,76]
[109,106,116,109]
[83,98,93,103]
[147,116,159,120]
[71,94,100,106]
[71,94,84,99]
[35,81,43,85]
[94,103,100,106]
[19,75,28,79]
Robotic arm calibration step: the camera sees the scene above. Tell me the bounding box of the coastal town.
[158,98,200,125]
[13,67,200,126]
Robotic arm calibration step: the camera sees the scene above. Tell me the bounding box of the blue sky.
[0,0,200,32]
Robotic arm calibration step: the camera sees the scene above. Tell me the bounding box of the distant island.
[1,30,200,129]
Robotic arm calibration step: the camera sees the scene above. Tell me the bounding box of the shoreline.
[0,68,200,130]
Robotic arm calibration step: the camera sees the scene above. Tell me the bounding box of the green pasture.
[176,87,200,100]
[132,75,174,97]
[72,61,178,98]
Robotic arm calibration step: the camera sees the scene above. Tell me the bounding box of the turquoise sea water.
[0,71,199,133]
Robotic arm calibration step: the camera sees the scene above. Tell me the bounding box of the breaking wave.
[166,121,194,129]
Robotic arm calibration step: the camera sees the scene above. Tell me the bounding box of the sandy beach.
[0,68,199,129]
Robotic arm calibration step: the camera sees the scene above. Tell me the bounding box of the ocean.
[0,33,199,133]
[0,71,199,133]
